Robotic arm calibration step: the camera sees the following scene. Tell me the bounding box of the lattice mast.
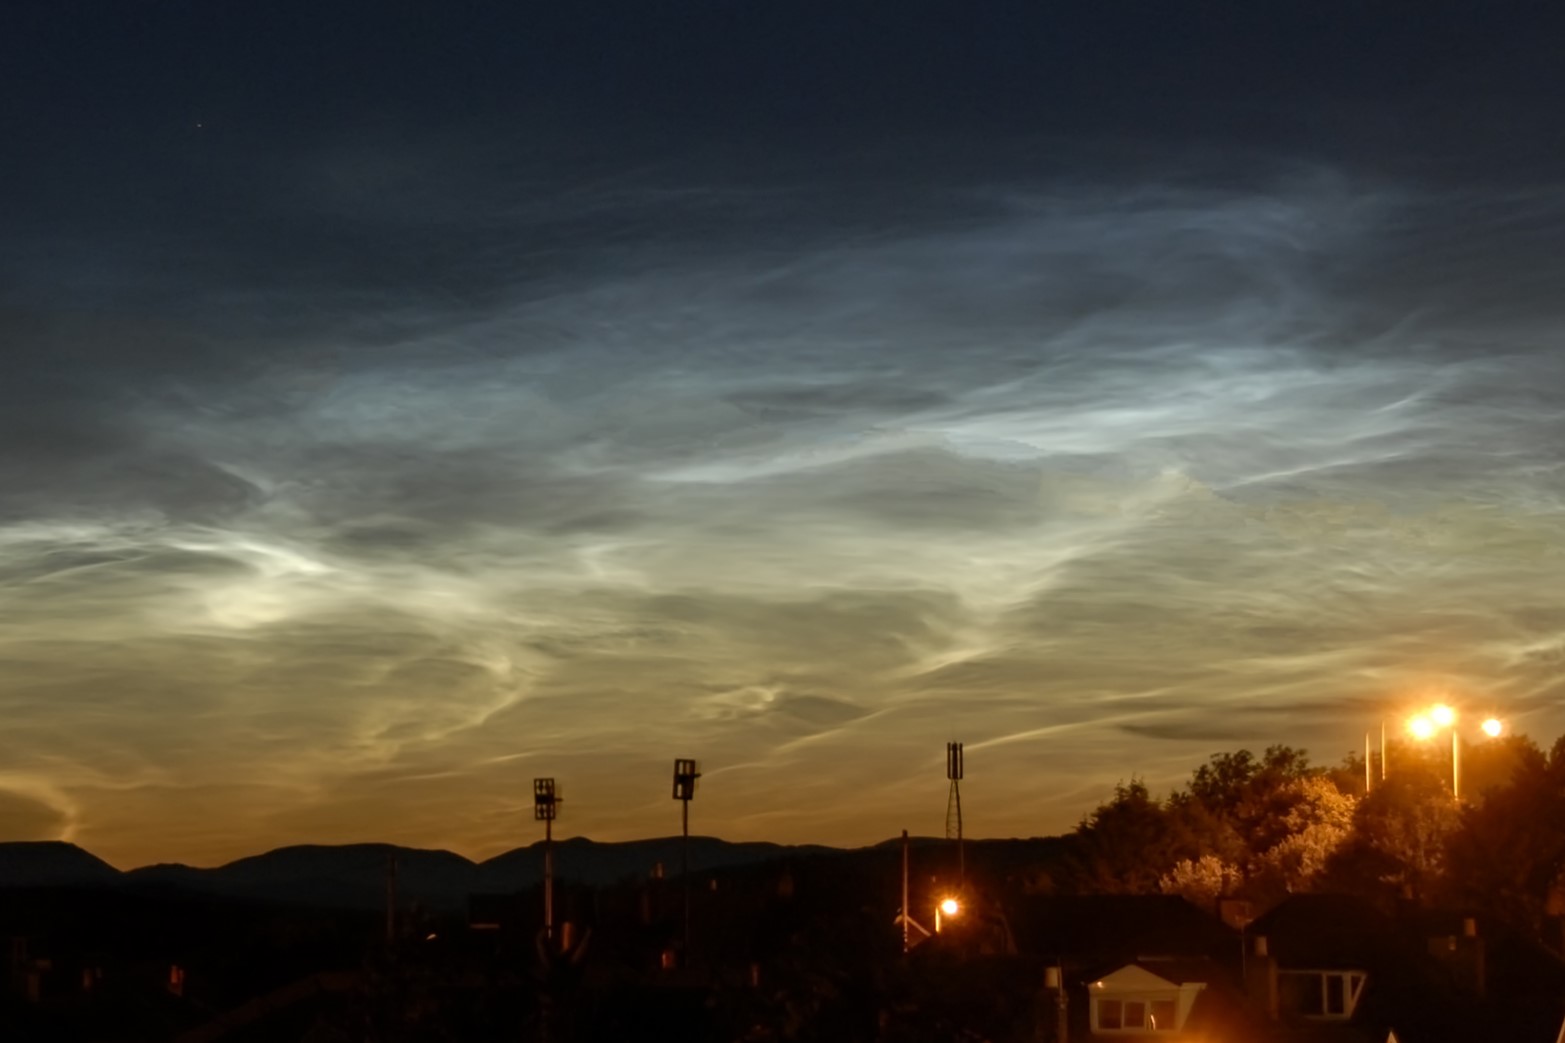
[946,741,964,883]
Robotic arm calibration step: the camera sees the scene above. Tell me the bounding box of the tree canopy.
[1063,731,1565,949]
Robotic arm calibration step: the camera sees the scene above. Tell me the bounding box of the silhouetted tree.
[1445,735,1565,940]
[1066,780,1201,893]
[1323,764,1457,902]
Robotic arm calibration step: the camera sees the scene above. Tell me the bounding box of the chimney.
[1245,935,1278,1020]
[1428,917,1485,998]
[1216,897,1254,932]
[1039,965,1068,1043]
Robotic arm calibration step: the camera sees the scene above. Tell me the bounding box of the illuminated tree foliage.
[1070,745,1358,902]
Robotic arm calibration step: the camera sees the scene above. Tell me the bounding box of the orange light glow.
[939,897,960,917]
[1407,714,1436,740]
[1430,704,1456,727]
[1482,718,1504,738]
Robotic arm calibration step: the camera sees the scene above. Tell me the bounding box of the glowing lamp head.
[1431,704,1456,728]
[1407,714,1436,741]
[1482,717,1504,738]
[939,897,960,918]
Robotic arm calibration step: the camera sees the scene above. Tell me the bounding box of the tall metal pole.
[673,758,700,965]
[901,829,910,955]
[957,788,965,884]
[1452,729,1462,802]
[544,813,554,942]
[1364,732,1372,794]
[534,778,559,944]
[1381,720,1387,781]
[681,797,690,958]
[946,742,965,885]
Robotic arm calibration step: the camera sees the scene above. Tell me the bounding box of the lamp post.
[1406,707,1504,802]
[1366,720,1388,792]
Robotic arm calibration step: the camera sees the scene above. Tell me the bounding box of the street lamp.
[1406,706,1504,802]
[935,896,961,933]
[1407,708,1459,799]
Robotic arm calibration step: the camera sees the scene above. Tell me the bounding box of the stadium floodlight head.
[533,777,559,821]
[673,759,700,801]
[946,742,963,781]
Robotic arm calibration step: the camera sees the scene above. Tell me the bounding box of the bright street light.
[1406,706,1506,802]
[934,896,961,933]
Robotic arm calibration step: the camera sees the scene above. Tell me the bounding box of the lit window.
[1097,996,1179,1032]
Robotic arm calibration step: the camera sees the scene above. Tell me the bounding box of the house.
[1086,961,1201,1034]
[1008,892,1565,1042]
[1247,894,1565,1043]
[1075,952,1380,1042]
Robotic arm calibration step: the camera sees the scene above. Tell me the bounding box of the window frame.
[1278,969,1367,1021]
[1094,994,1179,1033]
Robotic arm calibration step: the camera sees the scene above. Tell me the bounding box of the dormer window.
[1088,965,1204,1034]
[1095,997,1179,1031]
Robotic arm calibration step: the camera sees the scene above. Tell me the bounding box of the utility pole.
[902,829,910,954]
[673,758,700,963]
[893,829,930,952]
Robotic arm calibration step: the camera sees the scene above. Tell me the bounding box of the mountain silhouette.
[0,840,121,887]
[1,836,847,909]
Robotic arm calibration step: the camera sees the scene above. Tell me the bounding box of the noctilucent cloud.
[4,5,1565,866]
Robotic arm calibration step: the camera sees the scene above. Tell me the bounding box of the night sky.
[5,3,1565,868]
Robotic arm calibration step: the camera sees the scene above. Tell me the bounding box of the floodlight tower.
[534,777,561,941]
[946,742,965,884]
[673,758,701,960]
